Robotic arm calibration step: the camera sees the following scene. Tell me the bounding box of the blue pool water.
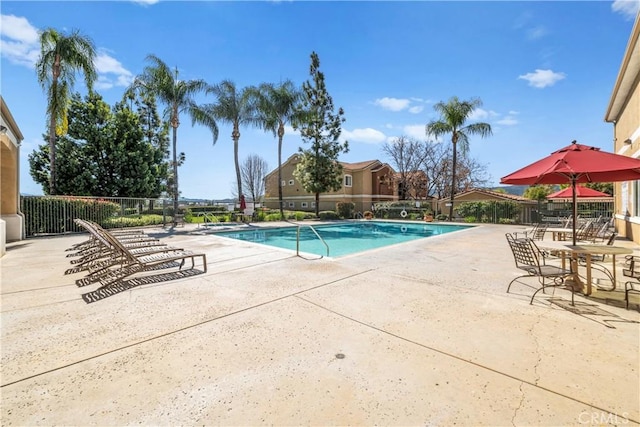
[214,221,473,257]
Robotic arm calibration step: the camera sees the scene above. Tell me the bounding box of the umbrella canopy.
[501,140,640,245]
[239,194,247,211]
[547,185,611,199]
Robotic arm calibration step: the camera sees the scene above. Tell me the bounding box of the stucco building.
[0,96,25,256]
[605,11,640,243]
[263,154,398,213]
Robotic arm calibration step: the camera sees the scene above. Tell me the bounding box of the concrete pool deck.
[1,221,639,426]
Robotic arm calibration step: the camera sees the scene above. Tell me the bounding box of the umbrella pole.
[572,178,577,246]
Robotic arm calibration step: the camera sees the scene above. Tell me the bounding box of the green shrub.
[183,208,194,222]
[103,214,165,228]
[336,202,355,219]
[22,196,120,235]
[318,211,339,220]
[464,216,477,223]
[436,214,448,221]
[254,210,266,222]
[265,213,283,221]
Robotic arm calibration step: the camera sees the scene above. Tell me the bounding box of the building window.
[311,201,316,208]
[281,180,286,187]
[301,202,308,208]
[288,179,295,185]
[344,174,352,187]
[288,202,295,208]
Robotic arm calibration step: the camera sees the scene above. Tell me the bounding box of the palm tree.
[256,80,302,217]
[425,96,492,221]
[36,28,97,195]
[130,55,218,215]
[203,80,260,202]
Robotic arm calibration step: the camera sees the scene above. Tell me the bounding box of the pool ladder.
[296,225,329,257]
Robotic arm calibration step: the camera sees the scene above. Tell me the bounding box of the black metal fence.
[21,196,170,237]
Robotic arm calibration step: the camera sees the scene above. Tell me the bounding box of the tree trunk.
[449,140,457,221]
[233,124,242,204]
[48,112,57,195]
[278,122,284,218]
[172,124,179,216]
[315,192,320,217]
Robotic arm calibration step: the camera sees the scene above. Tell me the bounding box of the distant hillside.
[491,185,529,196]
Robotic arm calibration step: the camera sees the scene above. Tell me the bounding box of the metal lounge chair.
[515,222,548,241]
[505,233,575,305]
[622,255,640,309]
[66,220,174,268]
[70,220,204,287]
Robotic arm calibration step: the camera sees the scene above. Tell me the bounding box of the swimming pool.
[214,221,473,257]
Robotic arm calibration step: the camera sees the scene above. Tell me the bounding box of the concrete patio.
[1,222,638,426]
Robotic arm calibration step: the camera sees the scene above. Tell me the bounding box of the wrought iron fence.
[371,199,614,225]
[372,200,528,224]
[21,195,171,237]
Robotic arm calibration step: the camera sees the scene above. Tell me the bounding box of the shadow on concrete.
[81,268,205,303]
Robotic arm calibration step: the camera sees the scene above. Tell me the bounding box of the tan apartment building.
[605,11,640,243]
[263,154,398,213]
[0,96,25,256]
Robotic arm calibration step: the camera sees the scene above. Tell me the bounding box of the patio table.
[549,227,574,241]
[536,241,632,295]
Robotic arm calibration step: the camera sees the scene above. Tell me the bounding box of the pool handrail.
[296,225,330,257]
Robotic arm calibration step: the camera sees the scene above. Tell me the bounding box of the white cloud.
[283,125,300,136]
[408,105,424,114]
[403,124,427,141]
[469,108,499,121]
[374,97,410,112]
[0,14,133,90]
[131,0,160,5]
[496,116,518,126]
[518,69,566,88]
[342,128,386,144]
[0,14,40,67]
[94,51,134,88]
[612,0,640,19]
[526,25,548,40]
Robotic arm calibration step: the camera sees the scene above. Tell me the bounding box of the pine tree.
[294,51,349,216]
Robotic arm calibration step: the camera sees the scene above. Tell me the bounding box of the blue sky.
[2,0,639,200]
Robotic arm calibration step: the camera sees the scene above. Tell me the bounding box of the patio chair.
[505,233,575,305]
[622,255,640,309]
[515,222,548,241]
[70,220,196,284]
[577,232,618,290]
[66,220,184,275]
[88,228,207,289]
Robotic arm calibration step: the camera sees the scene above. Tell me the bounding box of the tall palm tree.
[36,28,97,195]
[256,80,302,217]
[130,55,218,215]
[203,80,260,202]
[425,96,492,221]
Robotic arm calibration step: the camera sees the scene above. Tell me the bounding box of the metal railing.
[296,225,330,257]
[21,195,170,237]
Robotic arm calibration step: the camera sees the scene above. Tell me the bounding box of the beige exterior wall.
[264,154,397,213]
[605,12,640,243]
[0,96,25,254]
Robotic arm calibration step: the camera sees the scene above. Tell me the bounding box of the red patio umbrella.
[547,185,611,199]
[501,140,640,245]
[239,194,247,212]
